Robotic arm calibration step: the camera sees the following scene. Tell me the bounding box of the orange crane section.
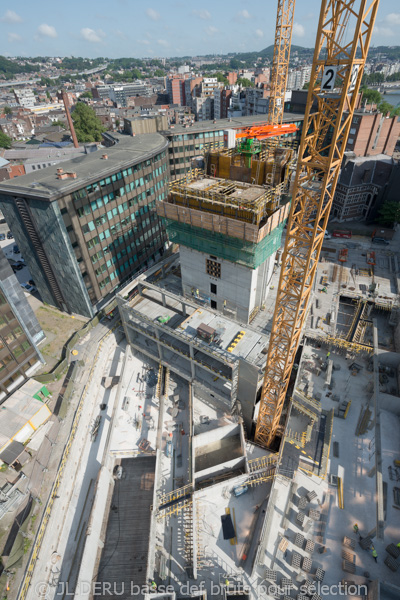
[235,123,298,140]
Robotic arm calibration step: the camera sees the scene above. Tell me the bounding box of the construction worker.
[225,579,229,586]
[353,523,359,534]
[151,581,157,591]
[372,548,378,563]
[397,542,400,548]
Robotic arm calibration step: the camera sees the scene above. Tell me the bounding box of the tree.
[0,132,12,149]
[361,87,382,105]
[71,103,105,143]
[3,106,12,115]
[153,69,165,77]
[39,76,53,87]
[377,100,400,117]
[131,68,143,80]
[302,82,310,90]
[237,77,254,88]
[377,201,400,227]
[52,119,66,129]
[115,118,120,128]
[80,90,93,99]
[216,72,228,85]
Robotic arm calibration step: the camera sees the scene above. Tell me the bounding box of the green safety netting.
[163,218,286,269]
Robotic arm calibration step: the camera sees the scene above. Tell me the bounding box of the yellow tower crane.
[255,0,380,448]
[268,0,296,125]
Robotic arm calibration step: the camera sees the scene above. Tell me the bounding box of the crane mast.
[268,0,296,125]
[255,0,380,448]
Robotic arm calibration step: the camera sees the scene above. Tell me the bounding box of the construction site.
[10,1,400,600]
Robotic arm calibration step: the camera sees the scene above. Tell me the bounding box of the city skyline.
[0,0,399,59]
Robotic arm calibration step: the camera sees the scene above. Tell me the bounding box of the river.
[381,90,400,108]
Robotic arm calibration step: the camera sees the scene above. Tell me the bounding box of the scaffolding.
[158,190,290,244]
[205,140,297,188]
[163,218,286,269]
[168,176,277,225]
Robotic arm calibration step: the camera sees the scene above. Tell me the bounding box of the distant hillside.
[260,44,314,58]
[0,56,36,78]
[369,46,400,59]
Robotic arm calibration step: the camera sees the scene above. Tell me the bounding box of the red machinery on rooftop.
[235,122,298,141]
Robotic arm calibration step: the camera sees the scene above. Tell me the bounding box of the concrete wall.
[195,456,246,480]
[379,392,400,415]
[193,423,239,449]
[180,245,265,323]
[237,359,260,432]
[255,253,275,308]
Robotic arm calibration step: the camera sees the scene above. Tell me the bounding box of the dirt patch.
[35,306,88,373]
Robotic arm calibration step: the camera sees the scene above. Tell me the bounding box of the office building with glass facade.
[0,134,169,317]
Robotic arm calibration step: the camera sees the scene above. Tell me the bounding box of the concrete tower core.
[157,176,290,324]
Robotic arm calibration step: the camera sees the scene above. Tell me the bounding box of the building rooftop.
[0,133,168,201]
[0,380,49,448]
[161,112,305,135]
[127,277,268,366]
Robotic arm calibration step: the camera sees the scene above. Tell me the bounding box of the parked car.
[372,237,389,245]
[13,244,20,254]
[324,231,332,239]
[12,261,25,271]
[0,234,5,241]
[7,231,13,239]
[21,283,37,293]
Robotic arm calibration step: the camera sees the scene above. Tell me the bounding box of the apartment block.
[346,110,400,157]
[0,134,169,317]
[193,96,213,121]
[228,72,238,86]
[93,84,152,107]
[184,77,203,112]
[166,76,186,106]
[14,88,36,108]
[245,87,270,116]
[286,66,312,90]
[202,78,220,97]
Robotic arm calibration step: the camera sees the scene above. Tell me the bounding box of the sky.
[0,0,399,60]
